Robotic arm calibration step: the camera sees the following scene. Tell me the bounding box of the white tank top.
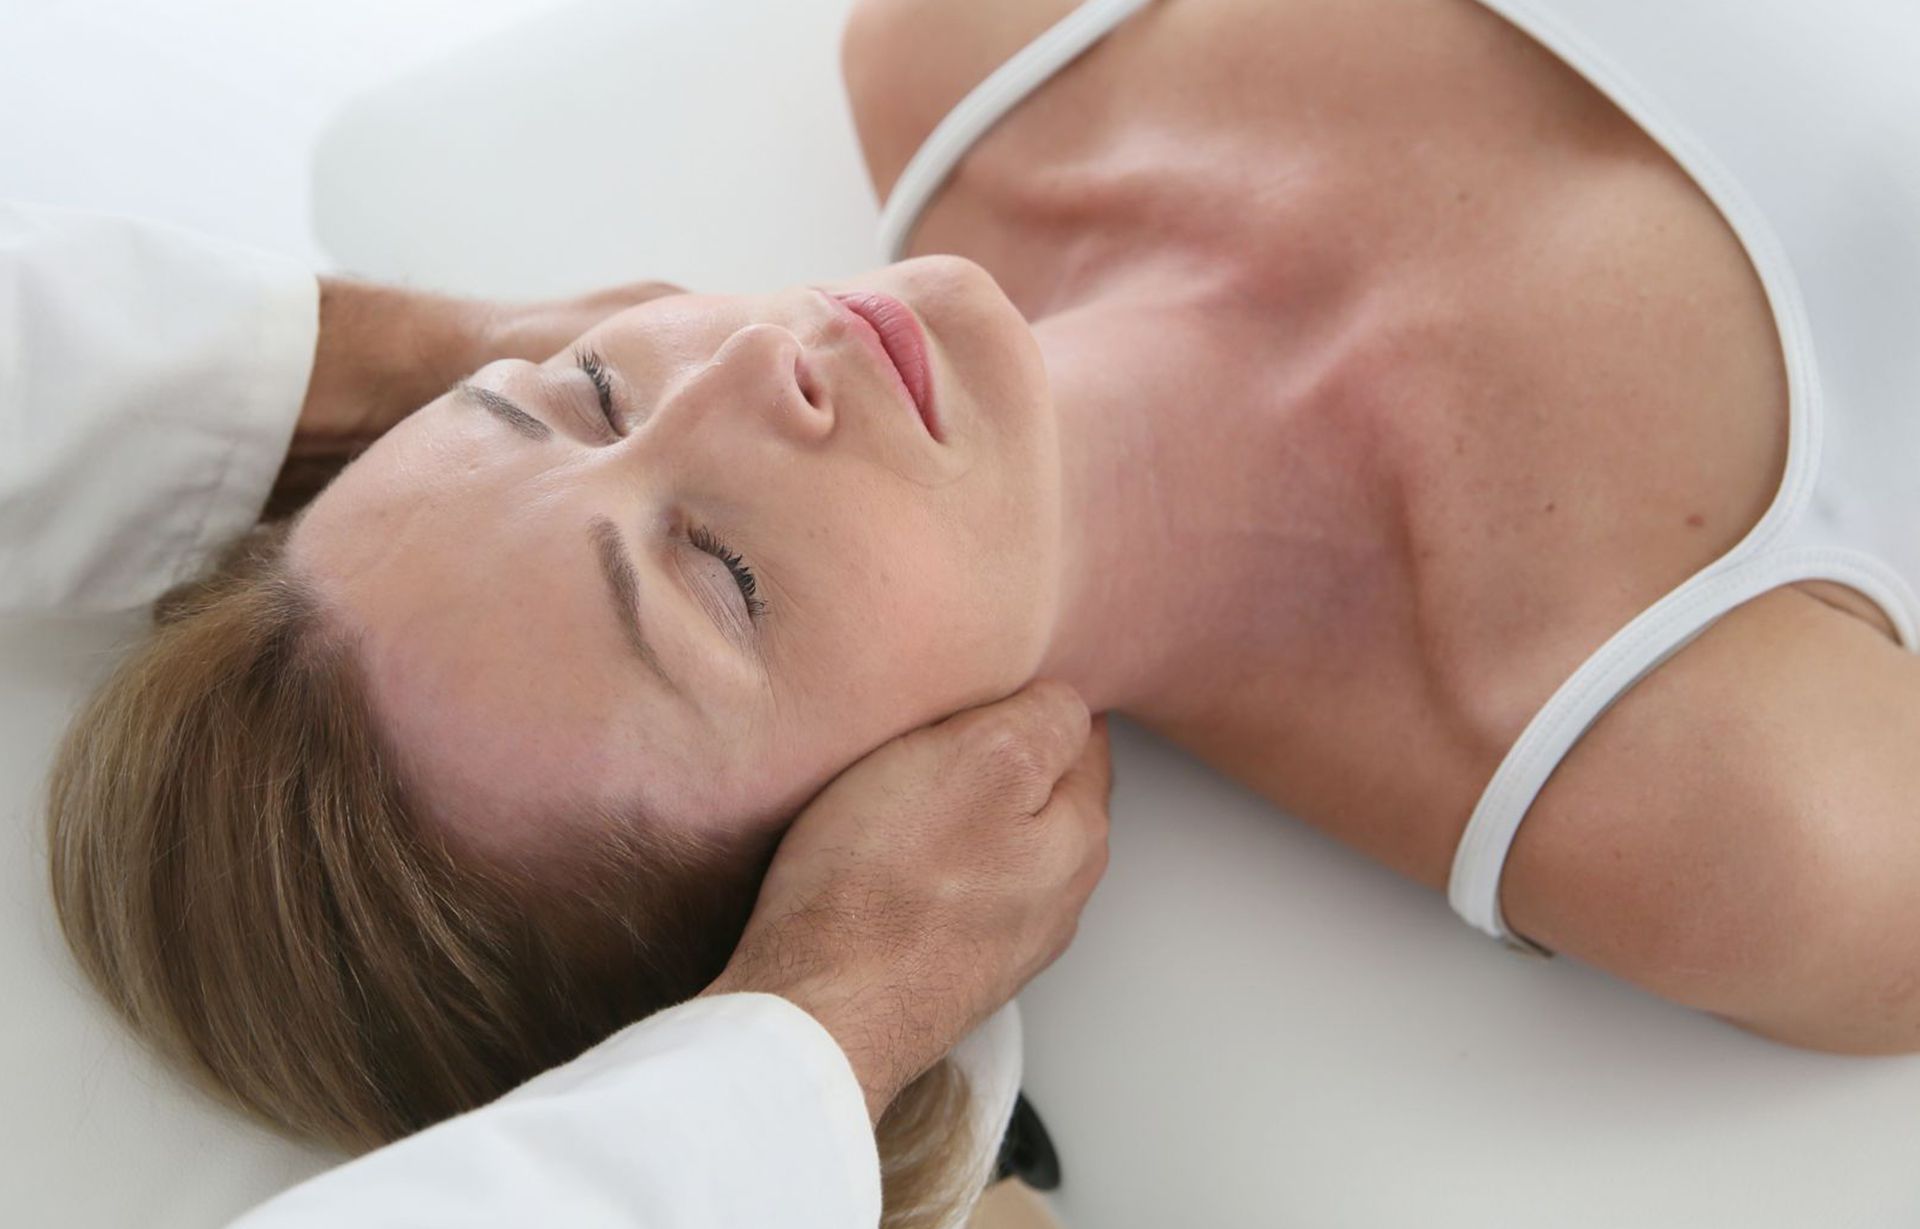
[877,0,1920,953]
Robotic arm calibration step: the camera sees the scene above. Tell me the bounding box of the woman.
[47,0,1920,1224]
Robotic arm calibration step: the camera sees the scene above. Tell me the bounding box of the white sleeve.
[226,992,884,1229]
[0,200,318,615]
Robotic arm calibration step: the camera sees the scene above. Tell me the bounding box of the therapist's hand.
[266,275,684,516]
[699,680,1113,1127]
[290,276,686,461]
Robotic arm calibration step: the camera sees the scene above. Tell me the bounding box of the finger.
[927,679,1091,795]
[1049,713,1114,818]
[572,280,688,312]
[1038,719,1114,901]
[619,280,689,306]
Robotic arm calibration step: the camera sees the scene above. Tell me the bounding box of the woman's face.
[289,255,1062,856]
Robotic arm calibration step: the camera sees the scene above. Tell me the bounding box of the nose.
[710,322,834,445]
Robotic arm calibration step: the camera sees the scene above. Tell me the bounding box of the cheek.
[731,518,1055,830]
[839,507,1053,706]
[946,459,1063,670]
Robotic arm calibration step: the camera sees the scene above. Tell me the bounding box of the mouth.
[821,290,942,441]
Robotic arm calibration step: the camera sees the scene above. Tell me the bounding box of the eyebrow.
[589,516,679,694]
[453,382,676,691]
[455,381,551,441]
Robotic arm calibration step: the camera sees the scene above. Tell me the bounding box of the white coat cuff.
[227,991,882,1229]
[511,991,885,1223]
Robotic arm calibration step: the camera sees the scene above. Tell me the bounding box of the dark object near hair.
[991,1090,1062,1190]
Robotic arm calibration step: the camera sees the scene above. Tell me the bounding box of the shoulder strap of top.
[1448,546,1919,954]
[876,0,1159,263]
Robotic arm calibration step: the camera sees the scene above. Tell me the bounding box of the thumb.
[1053,713,1113,814]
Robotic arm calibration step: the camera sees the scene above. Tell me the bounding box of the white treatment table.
[5,2,1919,1225]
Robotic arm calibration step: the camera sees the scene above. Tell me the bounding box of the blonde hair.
[46,514,981,1228]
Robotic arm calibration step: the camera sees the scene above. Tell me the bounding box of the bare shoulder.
[1499,583,1920,1052]
[838,0,1081,204]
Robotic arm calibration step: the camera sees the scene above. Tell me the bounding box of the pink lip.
[823,290,941,441]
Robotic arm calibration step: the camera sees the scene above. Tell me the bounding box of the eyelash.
[690,524,767,619]
[572,347,766,621]
[575,347,620,432]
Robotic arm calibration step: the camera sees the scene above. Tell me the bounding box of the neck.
[1029,281,1281,720]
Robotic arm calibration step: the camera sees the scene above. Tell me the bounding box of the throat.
[1028,273,1374,719]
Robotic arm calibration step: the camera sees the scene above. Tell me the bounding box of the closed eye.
[563,349,764,624]
[575,347,623,434]
[691,524,767,620]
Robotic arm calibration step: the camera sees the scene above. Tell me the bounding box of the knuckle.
[1031,683,1090,746]
[1045,788,1107,844]
[1055,833,1108,895]
[1093,815,1114,853]
[1027,677,1087,719]
[996,735,1050,787]
[1049,920,1082,966]
[1089,835,1112,875]
[1039,821,1091,881]
[1088,847,1112,888]
[1074,773,1113,817]
[966,722,1046,785]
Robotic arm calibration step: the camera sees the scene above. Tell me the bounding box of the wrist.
[295,277,487,457]
[700,964,905,1126]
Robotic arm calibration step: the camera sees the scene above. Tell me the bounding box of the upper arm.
[1500,583,1920,1055]
[837,0,1079,208]
[836,0,912,204]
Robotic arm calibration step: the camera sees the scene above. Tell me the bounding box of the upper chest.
[838,0,1808,721]
[838,0,1633,284]
[848,15,1783,495]
[832,0,1782,473]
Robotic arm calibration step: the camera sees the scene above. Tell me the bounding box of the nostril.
[795,353,822,409]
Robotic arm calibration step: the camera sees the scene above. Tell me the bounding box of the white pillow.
[313,0,885,300]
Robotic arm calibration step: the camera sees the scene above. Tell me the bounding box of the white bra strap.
[876,0,1160,263]
[1448,547,1919,952]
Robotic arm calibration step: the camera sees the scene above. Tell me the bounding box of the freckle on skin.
[1544,501,1556,514]
[1687,513,1706,529]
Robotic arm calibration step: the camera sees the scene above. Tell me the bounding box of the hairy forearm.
[267,278,488,517]
[268,274,684,518]
[295,279,485,456]
[699,958,918,1130]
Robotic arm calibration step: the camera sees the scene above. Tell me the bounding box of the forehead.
[286,394,718,852]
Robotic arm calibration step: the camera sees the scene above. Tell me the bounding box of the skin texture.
[292,0,1920,1052]
[702,685,1112,1126]
[834,0,1920,1054]
[289,258,1064,857]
